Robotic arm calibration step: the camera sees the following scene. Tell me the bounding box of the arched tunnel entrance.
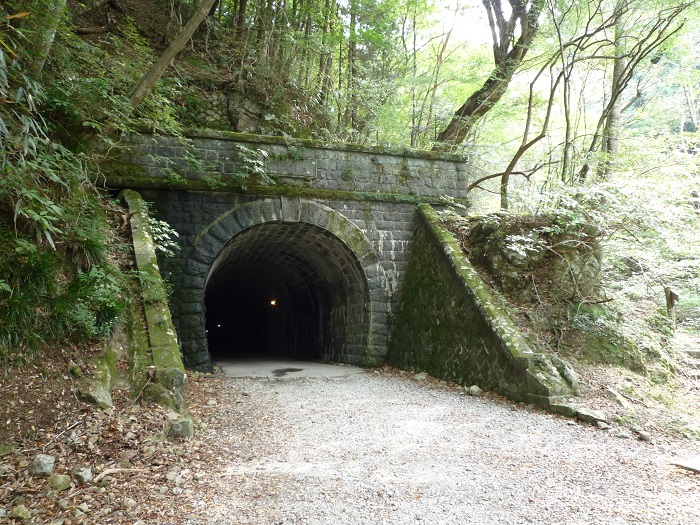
[204,221,370,363]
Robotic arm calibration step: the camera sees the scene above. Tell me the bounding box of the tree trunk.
[344,5,358,135]
[600,3,627,177]
[24,0,68,80]
[235,0,248,42]
[684,84,698,131]
[316,0,332,101]
[129,0,218,108]
[575,1,686,182]
[433,0,544,151]
[408,4,418,147]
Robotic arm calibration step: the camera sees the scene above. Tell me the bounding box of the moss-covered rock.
[166,412,194,439]
[48,473,72,491]
[460,212,602,302]
[78,340,117,410]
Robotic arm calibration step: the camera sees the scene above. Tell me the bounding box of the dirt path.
[185,369,700,525]
[3,365,698,524]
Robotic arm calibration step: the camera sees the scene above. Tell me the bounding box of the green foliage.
[54,266,124,341]
[202,173,226,189]
[0,224,125,363]
[42,15,184,136]
[0,17,127,365]
[567,302,647,373]
[0,227,55,355]
[160,168,187,187]
[233,144,272,184]
[165,78,207,128]
[676,290,700,331]
[42,31,130,134]
[146,204,181,258]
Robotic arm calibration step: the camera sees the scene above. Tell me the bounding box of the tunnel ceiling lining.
[205,221,367,304]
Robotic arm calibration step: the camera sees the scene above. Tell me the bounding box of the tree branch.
[433,0,545,150]
[466,166,544,193]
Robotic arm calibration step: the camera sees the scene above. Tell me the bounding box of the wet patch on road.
[272,367,305,377]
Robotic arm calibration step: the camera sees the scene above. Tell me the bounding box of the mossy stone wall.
[121,189,187,412]
[387,205,574,408]
[103,129,469,201]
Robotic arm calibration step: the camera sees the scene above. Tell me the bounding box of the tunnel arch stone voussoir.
[178,197,379,370]
[188,198,377,270]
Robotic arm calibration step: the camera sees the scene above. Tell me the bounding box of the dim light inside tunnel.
[204,221,370,363]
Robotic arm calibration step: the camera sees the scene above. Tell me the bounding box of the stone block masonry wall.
[138,189,418,368]
[387,205,576,409]
[203,93,230,126]
[110,130,470,200]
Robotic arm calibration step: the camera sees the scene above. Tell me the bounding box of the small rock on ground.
[27,454,54,476]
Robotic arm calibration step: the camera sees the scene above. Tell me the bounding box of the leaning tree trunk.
[23,0,68,80]
[129,0,217,108]
[433,0,544,151]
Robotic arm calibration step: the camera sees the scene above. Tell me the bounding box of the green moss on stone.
[143,383,177,410]
[387,204,574,409]
[78,332,121,410]
[398,158,413,185]
[105,166,469,206]
[110,126,468,162]
[124,290,153,397]
[120,189,188,413]
[341,166,354,182]
[0,443,16,456]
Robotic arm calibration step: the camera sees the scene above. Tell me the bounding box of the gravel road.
[189,368,700,525]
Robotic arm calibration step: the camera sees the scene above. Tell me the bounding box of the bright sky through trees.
[436,0,492,45]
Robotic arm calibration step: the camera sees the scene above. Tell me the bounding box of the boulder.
[74,467,93,484]
[167,412,194,439]
[11,504,31,520]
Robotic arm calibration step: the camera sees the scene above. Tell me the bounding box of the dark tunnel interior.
[204,221,369,362]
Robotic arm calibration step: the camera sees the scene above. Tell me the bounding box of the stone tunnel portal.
[204,221,371,363]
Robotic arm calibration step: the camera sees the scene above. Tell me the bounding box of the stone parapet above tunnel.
[100,129,470,201]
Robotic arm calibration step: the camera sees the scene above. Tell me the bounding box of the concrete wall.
[387,205,575,408]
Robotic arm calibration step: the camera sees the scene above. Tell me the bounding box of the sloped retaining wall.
[120,190,188,413]
[387,205,575,409]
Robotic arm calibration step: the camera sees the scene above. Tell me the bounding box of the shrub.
[0,22,127,366]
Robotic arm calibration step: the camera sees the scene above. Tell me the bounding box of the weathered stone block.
[48,474,72,491]
[28,454,55,476]
[74,467,93,485]
[281,197,301,222]
[182,259,209,278]
[167,413,194,438]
